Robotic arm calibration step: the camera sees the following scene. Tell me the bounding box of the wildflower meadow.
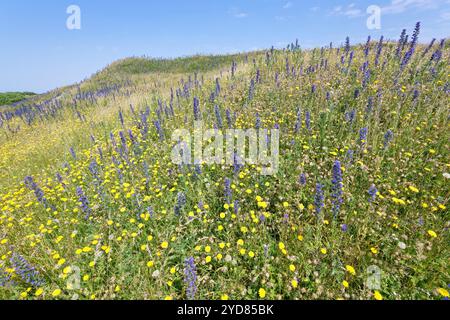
[0,22,449,301]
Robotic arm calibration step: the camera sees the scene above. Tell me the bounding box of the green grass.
[0,92,36,106]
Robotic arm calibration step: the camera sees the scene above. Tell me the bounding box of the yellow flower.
[164,296,173,300]
[161,241,169,249]
[291,280,298,288]
[342,280,349,288]
[370,247,378,254]
[57,258,66,266]
[320,248,327,255]
[52,289,61,297]
[170,267,176,274]
[258,288,266,298]
[205,246,211,253]
[278,242,285,250]
[345,265,356,275]
[115,285,121,292]
[248,251,255,258]
[283,202,289,208]
[408,186,419,193]
[373,291,383,300]
[237,239,244,246]
[289,264,296,272]
[147,261,154,267]
[427,230,437,238]
[35,288,44,296]
[257,201,268,209]
[205,256,212,263]
[221,294,229,300]
[437,288,449,297]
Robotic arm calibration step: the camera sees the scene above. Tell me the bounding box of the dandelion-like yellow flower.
[258,288,266,298]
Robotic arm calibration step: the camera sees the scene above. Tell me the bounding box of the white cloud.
[283,2,293,9]
[234,12,248,18]
[381,0,442,14]
[330,4,364,18]
[229,7,248,18]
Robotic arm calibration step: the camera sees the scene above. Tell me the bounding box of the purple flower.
[174,191,186,215]
[10,252,45,287]
[383,130,394,149]
[344,36,350,54]
[374,36,384,66]
[226,109,233,128]
[193,97,200,121]
[368,184,378,202]
[69,147,77,160]
[214,105,223,129]
[76,186,91,219]
[118,110,124,127]
[331,160,343,217]
[314,183,325,216]
[359,127,368,145]
[24,176,51,209]
[153,120,164,140]
[184,257,197,300]
[305,111,311,131]
[346,109,356,125]
[224,178,232,204]
[409,22,421,50]
[255,113,261,130]
[395,29,407,57]
[299,173,307,186]
[248,79,255,101]
[294,107,302,133]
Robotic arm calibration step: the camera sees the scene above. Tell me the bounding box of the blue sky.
[1,0,449,93]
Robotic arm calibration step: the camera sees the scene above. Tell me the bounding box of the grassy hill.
[0,92,36,106]
[0,31,448,300]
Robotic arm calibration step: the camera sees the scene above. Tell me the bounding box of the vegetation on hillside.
[0,24,448,300]
[0,92,36,106]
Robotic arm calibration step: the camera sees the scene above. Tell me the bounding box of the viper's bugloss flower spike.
[184,257,197,300]
[331,160,343,218]
[224,178,232,204]
[314,183,325,216]
[368,184,378,202]
[384,130,394,149]
[76,186,91,220]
